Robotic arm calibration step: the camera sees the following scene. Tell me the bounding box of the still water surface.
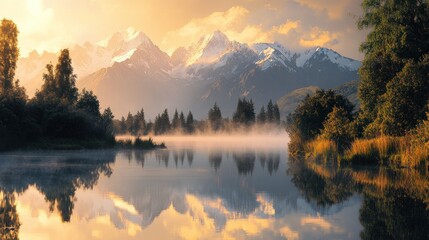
[0,135,427,240]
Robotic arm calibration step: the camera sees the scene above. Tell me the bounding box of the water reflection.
[0,142,426,239]
[208,151,222,171]
[287,155,429,239]
[0,192,19,240]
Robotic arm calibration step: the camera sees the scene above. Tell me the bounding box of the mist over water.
[117,130,290,151]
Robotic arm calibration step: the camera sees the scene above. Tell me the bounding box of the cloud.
[295,0,354,20]
[162,6,302,54]
[274,20,300,35]
[299,27,340,47]
[162,6,248,52]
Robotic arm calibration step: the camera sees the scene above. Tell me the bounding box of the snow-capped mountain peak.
[252,42,295,71]
[97,27,153,51]
[295,46,360,71]
[185,30,233,66]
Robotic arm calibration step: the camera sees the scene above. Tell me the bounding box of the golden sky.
[1,0,366,59]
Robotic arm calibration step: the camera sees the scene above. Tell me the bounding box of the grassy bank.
[306,136,429,168]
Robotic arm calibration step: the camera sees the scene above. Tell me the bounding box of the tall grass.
[345,136,428,167]
[307,138,338,161]
[345,136,399,165]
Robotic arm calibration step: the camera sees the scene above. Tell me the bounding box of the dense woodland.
[286,0,429,168]
[114,99,282,135]
[0,19,114,150]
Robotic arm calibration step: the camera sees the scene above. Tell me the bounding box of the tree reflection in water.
[209,151,222,172]
[287,154,429,240]
[0,192,19,240]
[233,152,256,175]
[0,151,116,229]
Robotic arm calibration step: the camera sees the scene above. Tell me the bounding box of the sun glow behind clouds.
[1,0,366,59]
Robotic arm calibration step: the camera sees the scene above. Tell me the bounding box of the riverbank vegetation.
[286,0,429,168]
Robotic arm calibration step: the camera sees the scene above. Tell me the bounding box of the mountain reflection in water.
[0,137,427,240]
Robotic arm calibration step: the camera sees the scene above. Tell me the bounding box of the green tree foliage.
[208,103,222,131]
[321,107,354,148]
[233,98,255,125]
[374,56,429,136]
[287,90,354,141]
[357,0,429,135]
[0,19,19,93]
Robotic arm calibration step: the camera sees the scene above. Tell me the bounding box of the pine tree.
[172,109,180,130]
[267,100,274,123]
[208,103,222,131]
[0,19,19,93]
[133,108,146,135]
[257,106,267,124]
[233,98,255,125]
[160,109,170,133]
[101,107,114,136]
[273,103,281,125]
[126,112,134,134]
[186,111,194,133]
[179,111,186,130]
[120,117,127,134]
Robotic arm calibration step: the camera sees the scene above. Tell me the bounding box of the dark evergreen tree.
[101,107,114,138]
[186,111,194,133]
[133,108,146,135]
[76,89,100,118]
[208,103,222,131]
[120,116,126,134]
[233,98,255,125]
[257,106,266,124]
[179,111,186,130]
[126,112,134,134]
[273,103,281,125]
[267,100,274,123]
[172,109,180,130]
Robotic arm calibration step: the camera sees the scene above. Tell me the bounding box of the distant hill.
[277,80,360,117]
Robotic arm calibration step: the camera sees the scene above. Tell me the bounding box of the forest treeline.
[114,99,282,135]
[0,19,114,150]
[286,0,429,168]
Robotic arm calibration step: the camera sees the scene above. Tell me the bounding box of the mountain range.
[16,27,361,119]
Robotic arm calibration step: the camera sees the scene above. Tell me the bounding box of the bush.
[286,90,354,141]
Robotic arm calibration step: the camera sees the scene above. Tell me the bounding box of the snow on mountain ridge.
[295,46,360,71]
[185,30,233,66]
